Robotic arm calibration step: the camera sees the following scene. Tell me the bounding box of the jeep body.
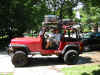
[9,35,83,54]
[8,19,83,67]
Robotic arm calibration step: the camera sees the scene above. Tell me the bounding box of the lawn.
[0,72,13,75]
[61,64,100,75]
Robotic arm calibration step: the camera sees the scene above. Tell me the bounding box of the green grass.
[0,72,13,75]
[61,64,100,75]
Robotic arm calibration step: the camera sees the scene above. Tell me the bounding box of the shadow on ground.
[26,56,93,67]
[78,56,93,64]
[27,57,64,67]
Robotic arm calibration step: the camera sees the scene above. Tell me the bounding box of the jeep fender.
[61,44,80,55]
[9,44,30,55]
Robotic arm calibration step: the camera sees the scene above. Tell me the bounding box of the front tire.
[12,51,28,67]
[64,50,79,65]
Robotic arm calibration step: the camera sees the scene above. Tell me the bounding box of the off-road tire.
[12,51,28,67]
[64,50,79,65]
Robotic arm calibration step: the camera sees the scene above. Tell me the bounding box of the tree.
[1,0,100,35]
[79,0,100,32]
[0,0,9,29]
[46,0,79,19]
[0,0,49,38]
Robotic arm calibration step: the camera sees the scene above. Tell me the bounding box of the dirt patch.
[78,51,100,65]
[48,51,100,71]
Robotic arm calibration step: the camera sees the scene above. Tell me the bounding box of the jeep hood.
[10,37,41,45]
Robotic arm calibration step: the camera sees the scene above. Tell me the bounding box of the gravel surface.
[0,50,100,75]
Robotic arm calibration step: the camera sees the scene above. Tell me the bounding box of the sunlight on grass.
[61,64,100,75]
[0,72,13,75]
[0,35,8,39]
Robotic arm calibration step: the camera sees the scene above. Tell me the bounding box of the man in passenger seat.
[45,28,61,49]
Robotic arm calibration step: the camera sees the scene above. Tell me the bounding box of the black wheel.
[12,51,28,67]
[83,45,90,52]
[64,50,79,65]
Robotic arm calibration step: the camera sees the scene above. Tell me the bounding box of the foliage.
[0,0,9,29]
[0,0,48,37]
[9,0,48,32]
[79,0,100,23]
[63,0,78,19]
[1,0,100,36]
[46,0,79,19]
[62,64,100,75]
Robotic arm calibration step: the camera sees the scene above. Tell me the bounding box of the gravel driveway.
[0,50,100,75]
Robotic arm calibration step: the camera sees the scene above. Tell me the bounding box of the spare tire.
[12,51,28,67]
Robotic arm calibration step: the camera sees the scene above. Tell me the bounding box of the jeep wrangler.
[8,19,83,67]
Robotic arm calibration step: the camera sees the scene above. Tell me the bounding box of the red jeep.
[8,22,83,67]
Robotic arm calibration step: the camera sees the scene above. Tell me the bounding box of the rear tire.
[64,50,79,65]
[12,51,28,67]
